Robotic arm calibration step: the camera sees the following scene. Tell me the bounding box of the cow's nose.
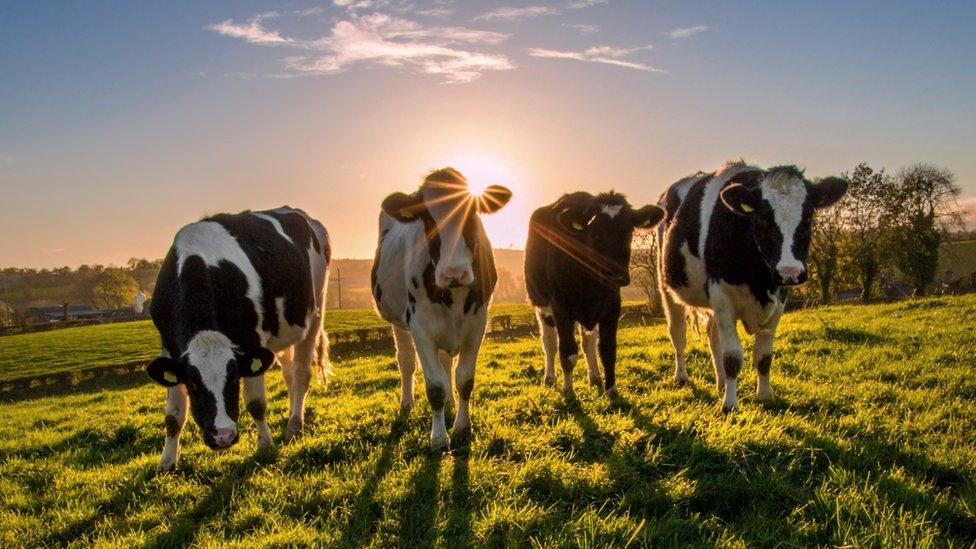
[438,268,473,288]
[777,266,804,284]
[212,427,238,449]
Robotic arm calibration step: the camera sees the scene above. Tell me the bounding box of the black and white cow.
[525,192,664,398]
[371,168,511,451]
[657,161,847,412]
[147,207,331,471]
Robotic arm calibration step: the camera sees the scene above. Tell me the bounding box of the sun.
[438,151,518,196]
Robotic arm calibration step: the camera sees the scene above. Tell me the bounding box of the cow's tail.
[313,327,333,387]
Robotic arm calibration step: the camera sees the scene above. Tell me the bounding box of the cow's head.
[720,166,848,285]
[382,167,512,288]
[146,331,275,450]
[555,192,665,287]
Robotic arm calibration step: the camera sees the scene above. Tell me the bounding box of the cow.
[657,161,848,412]
[147,207,331,472]
[525,192,664,398]
[371,168,511,451]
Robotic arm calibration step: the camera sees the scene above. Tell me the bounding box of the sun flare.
[437,151,519,196]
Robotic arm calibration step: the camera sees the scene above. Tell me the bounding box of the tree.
[630,230,662,314]
[807,178,849,304]
[92,270,140,309]
[838,163,897,301]
[890,164,963,294]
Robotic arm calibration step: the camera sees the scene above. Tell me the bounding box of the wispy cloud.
[208,12,514,83]
[294,6,327,17]
[333,0,418,13]
[417,7,453,18]
[668,25,708,39]
[563,22,599,34]
[567,0,608,8]
[474,5,559,22]
[206,12,293,45]
[527,44,664,72]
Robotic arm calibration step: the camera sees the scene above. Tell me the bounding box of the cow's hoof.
[399,400,414,414]
[452,423,472,438]
[430,434,451,453]
[721,404,738,415]
[756,390,772,402]
[284,418,304,443]
[156,459,176,474]
[605,386,618,399]
[257,435,275,451]
[588,375,603,389]
[543,375,556,388]
[674,377,688,387]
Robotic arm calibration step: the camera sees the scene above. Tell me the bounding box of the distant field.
[0,295,974,545]
[0,305,541,381]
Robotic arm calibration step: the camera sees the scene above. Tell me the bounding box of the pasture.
[1,295,975,546]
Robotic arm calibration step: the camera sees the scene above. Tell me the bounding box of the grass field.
[0,308,433,381]
[1,295,974,545]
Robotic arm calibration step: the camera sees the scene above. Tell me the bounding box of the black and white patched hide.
[371,167,512,331]
[147,206,329,449]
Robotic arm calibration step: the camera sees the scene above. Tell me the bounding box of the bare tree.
[807,178,849,304]
[630,230,662,314]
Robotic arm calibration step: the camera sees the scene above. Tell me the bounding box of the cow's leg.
[706,315,726,394]
[157,384,188,473]
[279,347,295,405]
[712,301,744,413]
[244,373,274,450]
[554,313,579,397]
[414,335,451,451]
[439,350,455,408]
[754,308,783,401]
[453,316,486,435]
[579,324,602,390]
[663,291,688,385]
[597,313,620,398]
[285,314,321,441]
[536,308,558,387]
[392,325,417,412]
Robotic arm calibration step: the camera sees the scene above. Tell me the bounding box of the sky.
[1,0,975,268]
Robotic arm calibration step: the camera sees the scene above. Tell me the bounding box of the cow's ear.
[147,357,186,387]
[382,192,426,222]
[556,208,590,234]
[811,176,848,209]
[632,205,665,229]
[720,184,762,216]
[476,185,513,214]
[238,348,276,377]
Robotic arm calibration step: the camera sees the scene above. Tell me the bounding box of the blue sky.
[1,1,975,267]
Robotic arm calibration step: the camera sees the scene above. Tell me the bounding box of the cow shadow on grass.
[335,411,412,546]
[148,453,276,547]
[607,392,976,545]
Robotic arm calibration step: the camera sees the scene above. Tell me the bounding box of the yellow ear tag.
[163,372,178,383]
[572,221,584,231]
[740,203,755,213]
[251,358,263,373]
[400,209,414,219]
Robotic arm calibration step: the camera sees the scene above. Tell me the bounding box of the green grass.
[1,295,975,545]
[0,307,531,381]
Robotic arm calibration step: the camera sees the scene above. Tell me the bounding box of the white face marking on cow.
[602,204,623,219]
[184,330,237,430]
[174,222,267,345]
[760,173,807,276]
[422,181,476,288]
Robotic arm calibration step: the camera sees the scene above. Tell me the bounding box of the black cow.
[147,207,331,471]
[525,192,664,398]
[372,168,512,451]
[657,161,847,412]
